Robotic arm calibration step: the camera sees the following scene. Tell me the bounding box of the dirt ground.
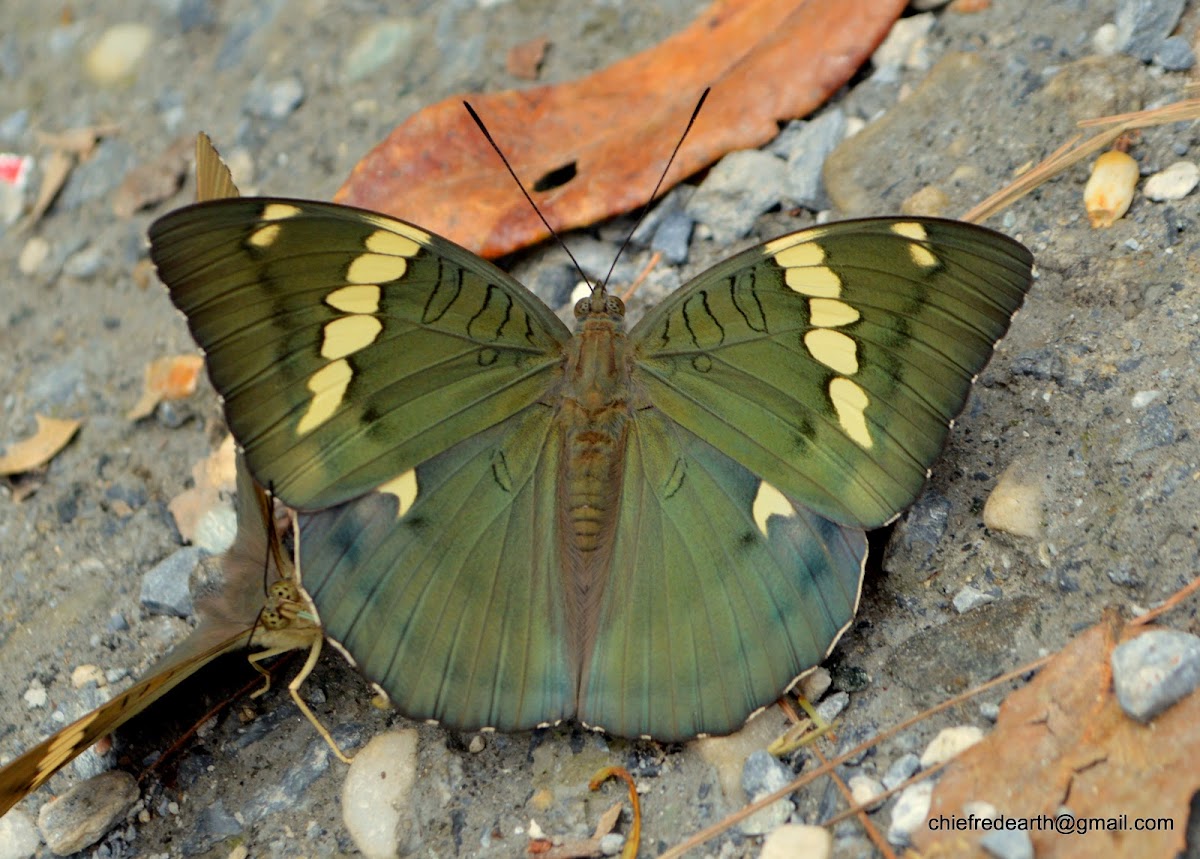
[2,1,1199,857]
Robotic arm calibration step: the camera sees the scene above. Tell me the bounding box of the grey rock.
[779,110,846,210]
[893,490,952,567]
[62,243,104,280]
[685,150,788,244]
[887,781,932,845]
[630,184,694,246]
[1115,0,1186,62]
[1156,35,1196,71]
[981,828,1035,859]
[343,20,416,83]
[739,750,794,835]
[953,585,997,614]
[816,690,850,723]
[565,236,636,287]
[0,809,40,859]
[139,547,200,618]
[36,770,138,855]
[244,76,305,121]
[1112,629,1200,722]
[58,140,137,212]
[599,832,625,855]
[650,207,694,264]
[882,752,920,791]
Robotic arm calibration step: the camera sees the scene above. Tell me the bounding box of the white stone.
[1143,161,1199,201]
[759,823,832,859]
[1131,390,1161,409]
[0,809,40,859]
[848,774,886,811]
[71,664,106,688]
[887,781,933,845]
[983,463,1045,539]
[920,725,985,768]
[23,680,47,709]
[84,23,153,86]
[342,730,419,859]
[799,667,832,701]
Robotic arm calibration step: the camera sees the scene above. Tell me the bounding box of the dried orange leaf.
[913,615,1198,858]
[0,415,81,476]
[168,435,237,543]
[127,354,205,420]
[336,0,906,258]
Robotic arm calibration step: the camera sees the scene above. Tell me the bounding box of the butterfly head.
[574,285,625,324]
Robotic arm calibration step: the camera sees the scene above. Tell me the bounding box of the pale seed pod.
[1084,150,1139,228]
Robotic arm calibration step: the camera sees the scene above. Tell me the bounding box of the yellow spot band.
[752,480,793,537]
[326,284,381,314]
[805,329,859,375]
[378,468,418,519]
[297,359,352,435]
[829,377,872,449]
[321,315,382,359]
[347,253,408,285]
[808,298,860,328]
[366,229,421,257]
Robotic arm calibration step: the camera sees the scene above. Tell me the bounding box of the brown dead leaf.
[127,354,205,420]
[24,150,75,228]
[168,435,238,543]
[23,124,121,229]
[913,614,1198,858]
[0,415,80,476]
[507,36,550,80]
[336,0,906,258]
[113,135,192,218]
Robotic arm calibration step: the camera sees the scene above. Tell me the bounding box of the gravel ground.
[2,1,1199,857]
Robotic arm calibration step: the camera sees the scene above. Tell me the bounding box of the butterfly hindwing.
[297,405,575,732]
[577,407,866,740]
[149,200,571,510]
[629,217,1033,529]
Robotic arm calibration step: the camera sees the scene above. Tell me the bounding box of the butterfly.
[0,136,345,819]
[148,180,1033,741]
[0,453,326,817]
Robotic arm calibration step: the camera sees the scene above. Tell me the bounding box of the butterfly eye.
[606,296,625,316]
[573,297,590,318]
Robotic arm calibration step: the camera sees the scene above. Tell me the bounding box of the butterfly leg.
[285,634,354,764]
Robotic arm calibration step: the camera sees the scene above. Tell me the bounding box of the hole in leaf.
[532,161,577,192]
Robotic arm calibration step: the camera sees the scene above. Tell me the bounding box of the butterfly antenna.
[464,101,593,288]
[602,87,709,291]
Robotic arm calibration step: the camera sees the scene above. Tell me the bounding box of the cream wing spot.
[363,214,431,243]
[378,468,419,519]
[767,239,824,265]
[365,229,421,257]
[752,480,794,537]
[808,297,860,328]
[890,222,938,268]
[326,284,381,314]
[261,202,303,221]
[829,377,873,449]
[297,359,352,435]
[320,315,382,359]
[248,223,282,248]
[784,265,841,298]
[804,329,859,375]
[347,253,408,285]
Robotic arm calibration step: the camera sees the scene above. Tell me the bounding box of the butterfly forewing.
[149,200,571,510]
[629,218,1033,529]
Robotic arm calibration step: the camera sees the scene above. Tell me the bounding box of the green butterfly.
[149,199,1032,741]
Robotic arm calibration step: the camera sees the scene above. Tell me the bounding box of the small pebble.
[70,664,106,688]
[815,690,849,723]
[17,236,48,274]
[952,585,997,614]
[1114,0,1186,62]
[0,809,40,859]
[342,729,419,859]
[37,770,139,855]
[23,679,47,709]
[342,20,416,83]
[1131,390,1161,409]
[1155,35,1196,71]
[887,781,933,845]
[919,725,985,768]
[848,774,886,811]
[981,827,1035,859]
[799,666,832,702]
[982,463,1045,539]
[598,832,625,856]
[1142,161,1198,201]
[468,734,486,753]
[882,752,920,790]
[979,701,1001,722]
[739,750,794,835]
[1084,150,1139,228]
[759,823,832,859]
[1111,629,1200,722]
[244,76,306,121]
[83,23,153,86]
[140,547,200,618]
[872,12,935,79]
